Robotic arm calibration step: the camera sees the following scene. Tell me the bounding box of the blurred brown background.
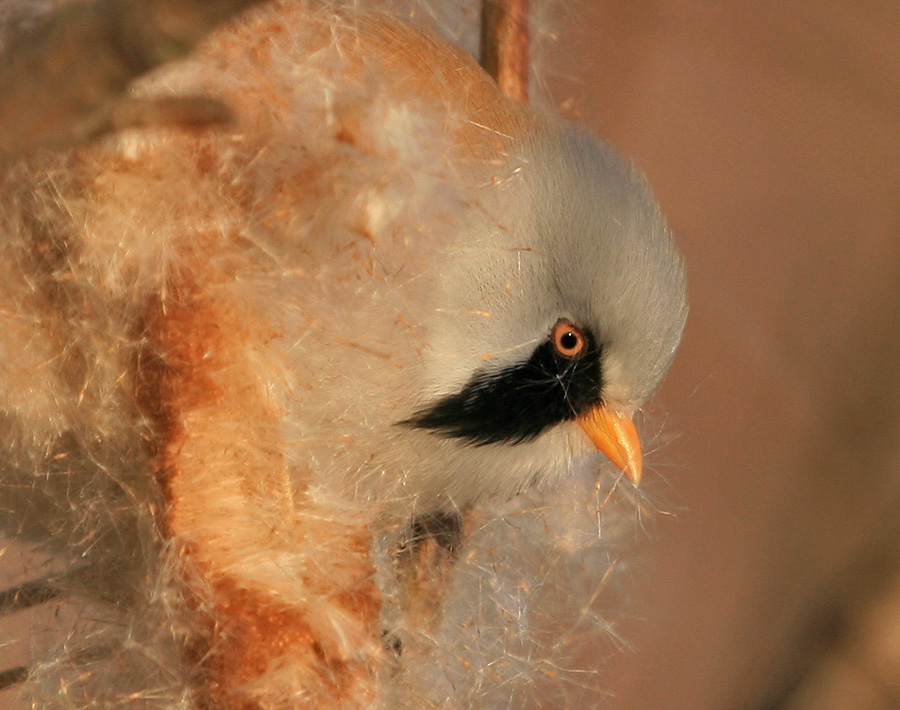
[552,1,900,708]
[2,1,900,708]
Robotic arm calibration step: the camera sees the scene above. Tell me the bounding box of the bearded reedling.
[0,1,686,707]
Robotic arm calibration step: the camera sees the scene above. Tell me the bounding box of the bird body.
[0,1,686,707]
[12,0,684,513]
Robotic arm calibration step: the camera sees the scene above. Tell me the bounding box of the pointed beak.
[577,404,643,486]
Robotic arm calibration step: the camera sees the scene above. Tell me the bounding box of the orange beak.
[577,405,643,486]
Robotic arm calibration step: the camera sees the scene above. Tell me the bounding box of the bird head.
[401,121,687,496]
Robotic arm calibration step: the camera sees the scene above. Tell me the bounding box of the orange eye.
[552,321,586,358]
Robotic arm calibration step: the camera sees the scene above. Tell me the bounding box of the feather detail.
[0,1,685,708]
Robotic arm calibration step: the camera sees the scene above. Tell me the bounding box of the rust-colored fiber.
[139,276,381,709]
[200,577,378,710]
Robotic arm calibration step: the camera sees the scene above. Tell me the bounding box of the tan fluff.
[0,1,686,708]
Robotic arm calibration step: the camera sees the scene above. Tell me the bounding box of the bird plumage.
[0,0,686,707]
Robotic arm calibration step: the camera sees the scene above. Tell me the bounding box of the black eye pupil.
[560,332,579,351]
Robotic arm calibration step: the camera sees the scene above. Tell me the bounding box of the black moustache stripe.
[401,331,603,446]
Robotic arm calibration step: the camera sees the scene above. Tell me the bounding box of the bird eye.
[552,320,586,358]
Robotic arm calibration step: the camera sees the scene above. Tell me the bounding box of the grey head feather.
[418,120,686,417]
[517,122,688,407]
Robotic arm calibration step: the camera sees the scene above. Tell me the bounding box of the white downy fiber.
[0,2,652,708]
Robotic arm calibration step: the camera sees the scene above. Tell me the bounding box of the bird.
[0,0,686,708]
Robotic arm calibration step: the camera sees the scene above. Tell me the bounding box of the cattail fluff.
[0,1,682,708]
